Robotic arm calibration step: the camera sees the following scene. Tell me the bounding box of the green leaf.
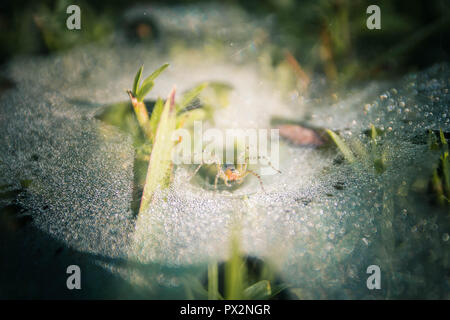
[132,66,143,96]
[225,232,246,300]
[138,89,176,214]
[140,63,169,92]
[176,108,207,129]
[268,284,289,299]
[182,276,210,300]
[370,124,377,142]
[428,130,440,150]
[244,280,272,300]
[208,262,221,300]
[374,157,386,174]
[326,129,355,163]
[149,98,164,142]
[442,151,449,200]
[177,82,208,113]
[439,129,448,149]
[136,81,154,101]
[432,168,445,205]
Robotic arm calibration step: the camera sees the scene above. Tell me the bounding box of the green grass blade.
[243,280,272,300]
[176,108,207,129]
[140,63,169,91]
[432,169,445,205]
[182,276,209,300]
[127,90,152,139]
[225,232,246,300]
[177,82,208,113]
[439,129,448,150]
[208,262,221,300]
[138,88,176,214]
[133,66,143,96]
[136,81,154,101]
[370,123,377,142]
[268,284,289,299]
[326,129,355,163]
[149,98,164,142]
[442,152,449,201]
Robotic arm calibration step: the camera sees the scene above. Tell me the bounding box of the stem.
[208,262,219,300]
[225,230,246,300]
[127,90,152,140]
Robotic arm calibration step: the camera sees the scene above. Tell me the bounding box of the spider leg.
[189,163,203,181]
[189,150,211,181]
[242,161,248,173]
[214,175,219,189]
[223,176,230,187]
[246,169,266,193]
[214,163,221,190]
[256,155,281,174]
[236,169,251,185]
[222,172,231,187]
[243,146,281,174]
[213,157,230,189]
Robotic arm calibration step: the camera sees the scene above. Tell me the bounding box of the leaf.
[439,129,448,149]
[349,138,369,159]
[326,129,355,163]
[136,80,154,101]
[176,108,207,129]
[177,82,208,113]
[278,124,326,146]
[208,262,222,300]
[442,151,449,200]
[138,88,176,214]
[225,231,246,300]
[244,280,272,300]
[140,63,169,92]
[132,66,143,96]
[269,284,289,299]
[149,98,164,142]
[127,90,151,139]
[182,276,210,300]
[370,124,377,142]
[432,168,444,205]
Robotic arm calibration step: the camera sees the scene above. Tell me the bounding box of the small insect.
[189,149,281,192]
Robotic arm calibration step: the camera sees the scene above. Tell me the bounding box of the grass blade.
[326,129,355,163]
[140,63,169,92]
[442,152,449,202]
[138,88,176,214]
[176,108,207,129]
[127,90,151,139]
[149,98,164,142]
[177,82,208,113]
[133,66,143,96]
[136,81,154,101]
[225,232,246,300]
[243,280,272,300]
[439,129,448,149]
[208,262,221,300]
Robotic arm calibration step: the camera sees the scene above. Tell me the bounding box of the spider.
[189,149,281,192]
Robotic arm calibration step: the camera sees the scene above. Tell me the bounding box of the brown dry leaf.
[278,124,326,147]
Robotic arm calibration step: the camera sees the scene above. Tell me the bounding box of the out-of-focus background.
[1,0,449,87]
